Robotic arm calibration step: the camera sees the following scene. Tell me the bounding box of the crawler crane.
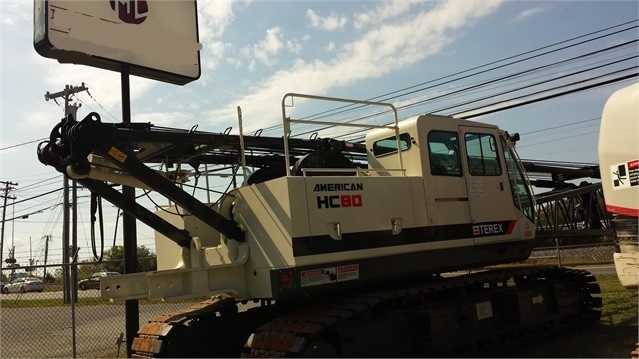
[37,93,602,357]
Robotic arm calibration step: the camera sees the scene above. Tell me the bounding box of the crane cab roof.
[365,114,498,145]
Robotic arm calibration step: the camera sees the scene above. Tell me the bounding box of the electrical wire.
[259,20,638,135]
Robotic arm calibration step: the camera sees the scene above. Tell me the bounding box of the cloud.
[205,0,503,132]
[306,9,348,31]
[0,1,31,31]
[194,1,238,80]
[198,1,236,39]
[241,27,307,69]
[252,27,285,66]
[512,6,546,23]
[286,39,303,55]
[354,0,418,29]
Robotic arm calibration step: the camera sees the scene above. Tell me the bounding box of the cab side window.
[428,131,461,176]
[372,133,412,157]
[465,133,502,176]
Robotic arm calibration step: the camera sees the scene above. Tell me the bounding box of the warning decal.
[337,264,359,281]
[300,264,359,288]
[611,160,639,191]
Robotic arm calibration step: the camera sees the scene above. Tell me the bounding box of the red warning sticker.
[337,264,359,281]
[300,264,359,287]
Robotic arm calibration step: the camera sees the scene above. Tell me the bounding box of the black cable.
[90,192,104,262]
[112,208,120,248]
[3,188,63,206]
[271,20,638,131]
[397,43,637,114]
[287,39,637,140]
[431,63,637,115]
[456,73,638,119]
[522,117,600,136]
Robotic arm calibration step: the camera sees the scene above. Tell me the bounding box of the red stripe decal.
[606,204,639,218]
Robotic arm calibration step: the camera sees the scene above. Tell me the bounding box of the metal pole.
[62,87,71,304]
[62,175,70,303]
[0,188,6,269]
[43,235,50,279]
[121,64,140,358]
[71,180,78,358]
[0,181,17,270]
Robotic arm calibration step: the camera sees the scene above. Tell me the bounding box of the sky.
[0,0,638,269]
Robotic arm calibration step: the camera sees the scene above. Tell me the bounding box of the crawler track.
[131,266,601,357]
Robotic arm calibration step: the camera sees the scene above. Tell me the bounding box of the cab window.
[465,133,502,176]
[502,137,535,221]
[372,133,411,157]
[428,131,461,176]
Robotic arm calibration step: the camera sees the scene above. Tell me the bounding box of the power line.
[77,87,119,123]
[262,19,638,135]
[276,20,637,142]
[521,118,600,136]
[2,187,63,207]
[0,138,48,152]
[455,73,638,119]
[401,43,637,114]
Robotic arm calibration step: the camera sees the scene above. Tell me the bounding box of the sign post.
[34,1,201,355]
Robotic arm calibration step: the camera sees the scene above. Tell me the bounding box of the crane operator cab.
[365,114,535,238]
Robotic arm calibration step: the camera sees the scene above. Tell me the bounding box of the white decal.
[611,160,639,190]
[476,301,493,320]
[337,264,359,282]
[300,267,336,288]
[300,265,358,287]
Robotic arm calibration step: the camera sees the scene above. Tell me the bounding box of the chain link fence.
[0,259,212,358]
[0,241,629,358]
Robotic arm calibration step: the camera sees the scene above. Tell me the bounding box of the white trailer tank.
[598,82,639,288]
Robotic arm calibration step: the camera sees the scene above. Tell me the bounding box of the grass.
[515,274,638,358]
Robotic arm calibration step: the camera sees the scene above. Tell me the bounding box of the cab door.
[459,126,516,243]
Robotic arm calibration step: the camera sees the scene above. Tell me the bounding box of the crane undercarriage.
[131,266,601,357]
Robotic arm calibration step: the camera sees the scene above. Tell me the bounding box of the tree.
[102,245,157,273]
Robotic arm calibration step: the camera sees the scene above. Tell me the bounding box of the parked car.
[2,277,44,294]
[78,271,120,290]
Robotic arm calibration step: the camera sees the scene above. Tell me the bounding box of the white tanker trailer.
[598,82,639,289]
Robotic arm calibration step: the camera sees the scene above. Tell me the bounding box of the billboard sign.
[34,0,201,85]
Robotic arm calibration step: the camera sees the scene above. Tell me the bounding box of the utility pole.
[45,83,88,304]
[43,234,51,280]
[45,83,88,120]
[0,181,18,273]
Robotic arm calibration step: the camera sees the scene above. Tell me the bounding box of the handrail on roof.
[281,93,401,176]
